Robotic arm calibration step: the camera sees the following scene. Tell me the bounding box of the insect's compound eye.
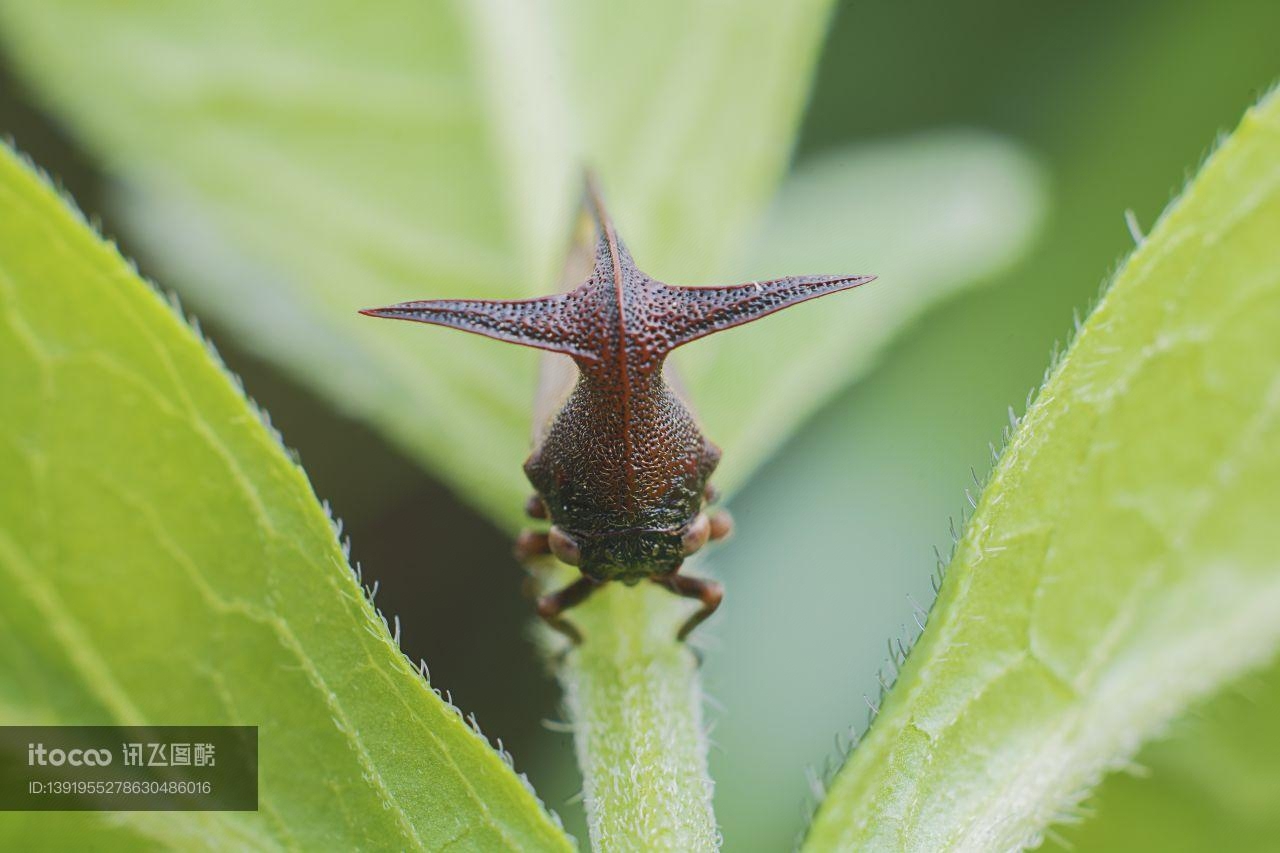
[548,526,581,566]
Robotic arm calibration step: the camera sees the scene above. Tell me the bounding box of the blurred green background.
[1,1,1276,850]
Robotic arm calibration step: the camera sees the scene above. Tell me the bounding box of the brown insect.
[362,178,874,643]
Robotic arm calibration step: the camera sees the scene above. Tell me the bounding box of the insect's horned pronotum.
[362,175,874,644]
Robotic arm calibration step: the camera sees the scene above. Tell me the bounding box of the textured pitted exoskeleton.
[362,178,874,642]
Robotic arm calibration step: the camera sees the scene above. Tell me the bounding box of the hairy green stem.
[557,580,718,852]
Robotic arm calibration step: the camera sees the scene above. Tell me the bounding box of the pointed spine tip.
[359,305,411,319]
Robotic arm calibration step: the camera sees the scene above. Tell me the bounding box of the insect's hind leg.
[537,576,602,645]
[654,572,724,641]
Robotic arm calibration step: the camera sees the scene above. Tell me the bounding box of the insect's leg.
[655,573,724,641]
[708,510,734,542]
[682,510,732,556]
[537,576,602,645]
[513,529,549,562]
[524,493,549,519]
[682,514,711,555]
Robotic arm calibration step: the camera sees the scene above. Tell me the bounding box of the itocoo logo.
[27,743,113,767]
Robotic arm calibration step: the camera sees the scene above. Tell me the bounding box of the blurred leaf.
[0,812,158,852]
[0,145,572,850]
[1050,654,1280,852]
[685,130,1045,489]
[805,88,1280,850]
[0,0,840,528]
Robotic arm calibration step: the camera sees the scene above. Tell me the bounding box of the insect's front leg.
[537,576,602,645]
[654,572,724,641]
[514,491,555,562]
[514,525,582,565]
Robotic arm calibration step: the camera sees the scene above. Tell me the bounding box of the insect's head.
[550,524,693,584]
[585,529,687,584]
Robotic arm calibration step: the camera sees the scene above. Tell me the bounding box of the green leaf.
[804,87,1280,850]
[1049,654,1280,852]
[0,145,572,851]
[0,0,838,528]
